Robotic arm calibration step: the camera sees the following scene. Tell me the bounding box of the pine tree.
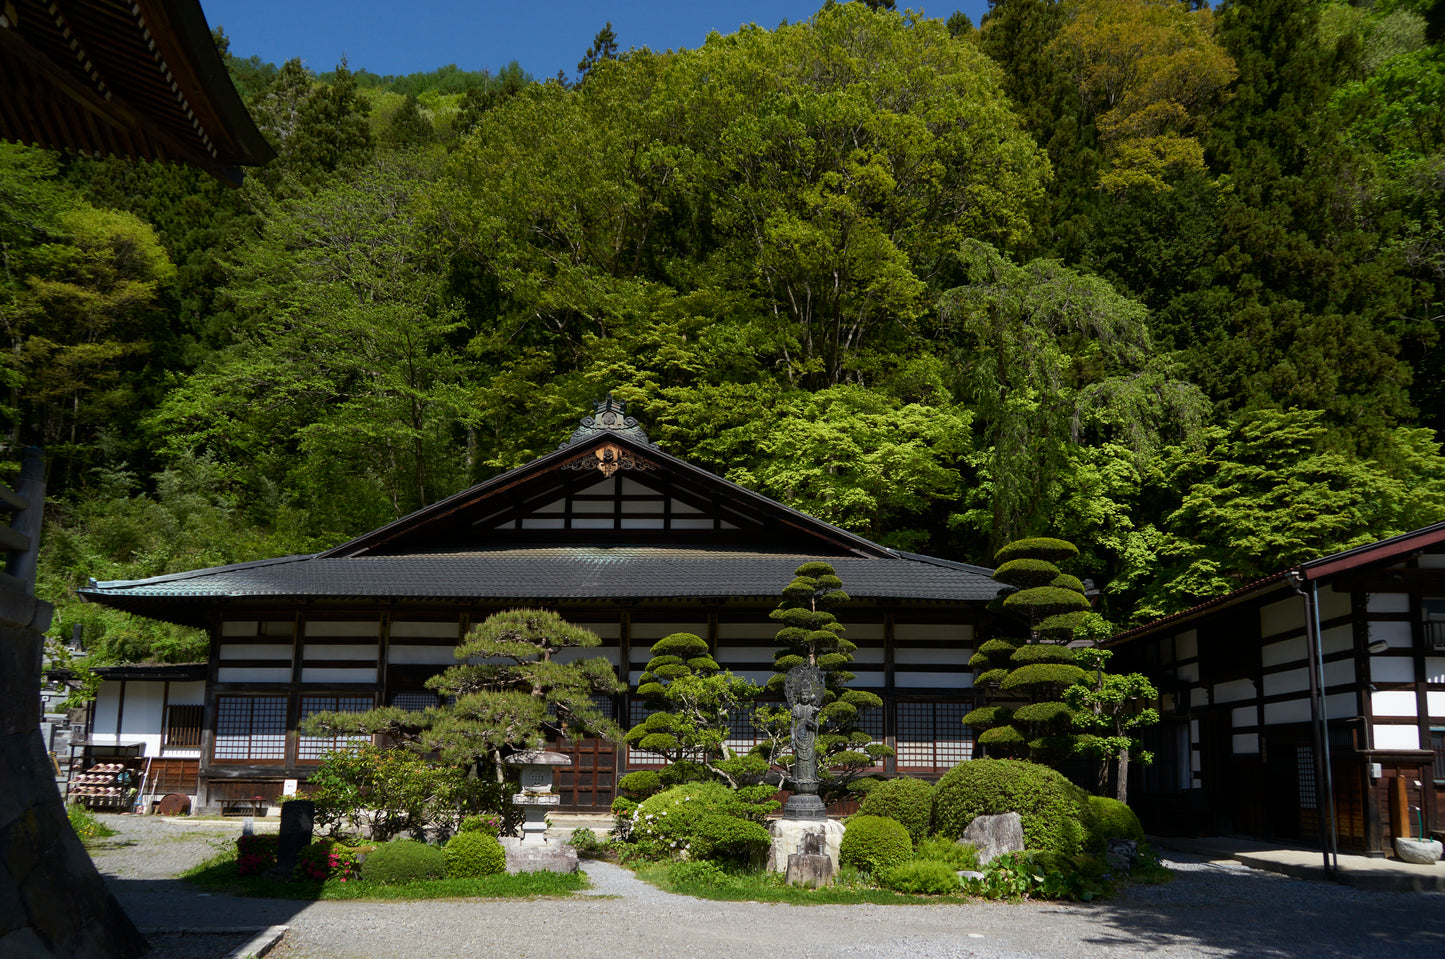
[576,22,619,84]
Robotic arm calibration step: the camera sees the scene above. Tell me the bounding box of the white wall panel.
[716,623,778,640]
[1375,724,1421,749]
[1231,706,1257,728]
[390,621,460,639]
[553,646,619,667]
[1418,553,1445,569]
[1178,662,1199,682]
[1323,659,1355,686]
[388,645,457,665]
[219,644,292,661]
[1372,690,1418,717]
[850,647,885,664]
[893,671,966,689]
[1232,733,1260,754]
[1213,679,1255,703]
[305,621,380,638]
[894,647,971,666]
[1369,621,1413,649]
[1263,668,1308,697]
[714,645,777,663]
[1429,690,1445,718]
[1176,629,1198,660]
[1372,657,1416,684]
[1322,626,1353,656]
[1260,596,1304,639]
[1367,592,1410,612]
[221,620,257,637]
[1262,637,1307,668]
[892,623,970,642]
[304,644,378,661]
[1319,588,1351,620]
[1264,698,1311,725]
[217,667,292,683]
[301,667,377,684]
[167,682,205,706]
[631,623,709,640]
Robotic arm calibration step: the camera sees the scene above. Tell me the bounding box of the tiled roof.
[83,545,1001,604]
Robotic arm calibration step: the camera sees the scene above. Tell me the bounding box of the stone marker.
[271,800,314,879]
[786,832,834,889]
[1394,837,1442,865]
[962,812,1026,865]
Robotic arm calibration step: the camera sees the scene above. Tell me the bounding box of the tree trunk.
[1114,745,1130,804]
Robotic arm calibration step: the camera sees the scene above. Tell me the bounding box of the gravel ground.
[90,815,1445,959]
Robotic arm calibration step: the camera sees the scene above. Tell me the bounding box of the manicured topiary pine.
[755,562,893,800]
[624,632,767,797]
[967,536,1099,762]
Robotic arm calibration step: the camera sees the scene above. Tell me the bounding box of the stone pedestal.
[500,837,579,874]
[767,818,844,881]
[506,750,570,845]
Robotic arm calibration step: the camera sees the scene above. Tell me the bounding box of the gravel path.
[90,815,1445,959]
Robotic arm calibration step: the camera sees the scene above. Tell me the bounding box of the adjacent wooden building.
[82,400,999,811]
[1110,525,1445,856]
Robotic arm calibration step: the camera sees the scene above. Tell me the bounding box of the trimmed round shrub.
[1002,586,1091,617]
[878,859,962,895]
[1088,796,1145,845]
[976,638,1020,658]
[617,770,663,799]
[913,836,979,871]
[976,725,1026,747]
[974,668,1011,687]
[934,758,1095,857]
[962,705,1013,729]
[1011,702,1076,725]
[1000,663,1087,691]
[992,558,1061,589]
[994,537,1078,565]
[360,838,447,884]
[1050,573,1085,593]
[632,782,772,865]
[458,814,501,836]
[856,777,935,844]
[1009,644,1077,665]
[839,815,913,874]
[445,830,506,878]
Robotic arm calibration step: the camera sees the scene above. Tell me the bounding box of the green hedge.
[632,782,771,865]
[856,777,934,843]
[933,759,1095,856]
[445,831,506,878]
[878,859,962,895]
[840,815,913,874]
[993,538,1079,565]
[361,839,447,884]
[1087,796,1145,845]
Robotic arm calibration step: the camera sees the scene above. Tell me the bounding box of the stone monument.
[500,749,578,874]
[767,664,844,883]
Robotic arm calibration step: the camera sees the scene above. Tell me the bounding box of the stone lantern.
[507,749,570,844]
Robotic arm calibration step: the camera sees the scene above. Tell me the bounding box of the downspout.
[1287,570,1339,877]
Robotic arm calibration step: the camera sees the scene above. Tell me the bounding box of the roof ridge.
[87,553,317,590]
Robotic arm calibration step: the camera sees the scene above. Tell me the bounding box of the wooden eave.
[0,0,273,185]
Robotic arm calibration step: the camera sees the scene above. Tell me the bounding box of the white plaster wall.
[1264,698,1311,724]
[716,623,777,640]
[893,623,971,642]
[389,621,460,638]
[219,644,293,662]
[1375,724,1421,749]
[1321,626,1353,656]
[305,621,381,638]
[1231,706,1256,728]
[1429,690,1445,718]
[1367,592,1410,613]
[1372,690,1418,717]
[303,643,378,661]
[553,646,620,667]
[1177,662,1200,682]
[1214,678,1256,703]
[1262,637,1307,668]
[894,647,971,665]
[1232,733,1260,754]
[1263,668,1308,697]
[168,682,205,706]
[1319,588,1351,620]
[1372,657,1417,683]
[1418,552,1445,569]
[1369,621,1414,649]
[631,622,709,641]
[894,670,969,689]
[1175,629,1198,660]
[850,647,885,664]
[847,670,887,687]
[300,667,377,683]
[1260,596,1304,639]
[221,620,258,636]
[217,667,291,683]
[120,682,165,757]
[388,645,458,665]
[714,645,776,663]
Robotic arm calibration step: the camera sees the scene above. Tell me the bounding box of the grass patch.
[67,805,116,845]
[182,848,587,900]
[633,862,966,905]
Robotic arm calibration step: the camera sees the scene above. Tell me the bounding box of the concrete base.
[767,818,844,875]
[500,837,579,874]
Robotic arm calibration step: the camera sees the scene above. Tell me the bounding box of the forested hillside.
[3,0,1443,666]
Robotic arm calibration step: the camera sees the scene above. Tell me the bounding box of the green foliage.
[877,859,962,895]
[961,705,1013,729]
[1009,644,1078,665]
[992,558,1062,588]
[913,836,980,872]
[1000,663,1088,691]
[630,782,774,865]
[616,771,664,800]
[360,839,447,884]
[855,777,935,844]
[839,815,913,874]
[1088,796,1146,845]
[458,814,502,836]
[1066,647,1160,801]
[994,538,1080,565]
[66,803,115,843]
[293,838,359,882]
[444,831,506,878]
[934,758,1096,856]
[303,745,514,841]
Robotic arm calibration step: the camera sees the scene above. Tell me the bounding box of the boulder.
[1106,838,1139,874]
[1394,837,1442,865]
[962,812,1025,866]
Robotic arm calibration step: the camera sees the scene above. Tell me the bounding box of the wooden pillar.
[1389,773,1410,840]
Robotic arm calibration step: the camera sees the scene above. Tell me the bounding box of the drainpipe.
[1287,571,1339,877]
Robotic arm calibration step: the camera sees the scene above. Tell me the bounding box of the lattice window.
[162,704,203,747]
[1298,745,1317,809]
[389,692,439,712]
[627,699,668,766]
[722,705,764,755]
[213,696,287,761]
[895,701,973,770]
[297,695,373,760]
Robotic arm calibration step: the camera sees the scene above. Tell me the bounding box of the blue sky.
[202,2,995,80]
